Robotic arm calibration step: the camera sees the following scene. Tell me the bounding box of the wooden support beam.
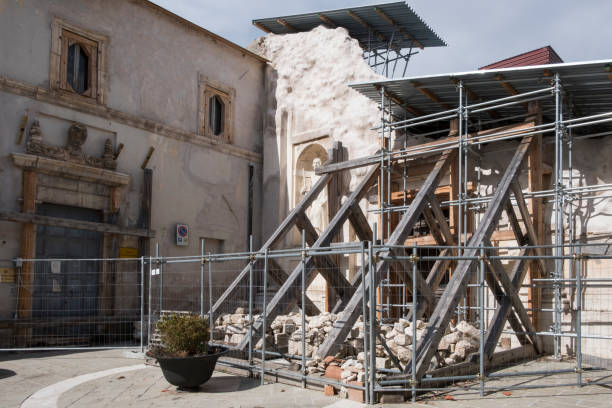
[505,201,526,245]
[0,211,154,238]
[252,21,272,33]
[372,7,424,49]
[316,150,454,358]
[412,81,451,110]
[427,193,455,246]
[211,172,332,316]
[527,101,543,328]
[348,203,373,242]
[318,13,337,28]
[482,247,531,358]
[374,85,423,117]
[605,64,612,85]
[450,78,500,119]
[407,134,535,381]
[268,258,320,316]
[495,74,528,108]
[237,165,380,351]
[315,121,537,176]
[484,245,543,354]
[347,10,386,43]
[276,18,297,32]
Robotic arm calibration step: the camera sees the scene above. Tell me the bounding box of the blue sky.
[150,0,612,76]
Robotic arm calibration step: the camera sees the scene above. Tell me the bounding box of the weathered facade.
[0,0,265,341]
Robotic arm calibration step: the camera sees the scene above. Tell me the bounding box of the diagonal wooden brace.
[484,242,543,354]
[211,172,331,316]
[236,164,380,351]
[407,134,536,380]
[316,150,454,358]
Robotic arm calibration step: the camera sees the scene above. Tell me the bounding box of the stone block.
[347,381,365,403]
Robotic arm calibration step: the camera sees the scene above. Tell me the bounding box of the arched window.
[209,95,224,136]
[66,43,90,95]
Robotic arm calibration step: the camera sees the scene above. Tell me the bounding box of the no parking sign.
[176,223,189,246]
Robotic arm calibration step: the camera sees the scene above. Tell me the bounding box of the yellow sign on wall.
[0,268,15,283]
[119,247,139,258]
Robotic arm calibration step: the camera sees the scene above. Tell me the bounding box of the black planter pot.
[156,346,228,389]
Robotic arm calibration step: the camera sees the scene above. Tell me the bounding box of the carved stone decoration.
[25,120,117,170]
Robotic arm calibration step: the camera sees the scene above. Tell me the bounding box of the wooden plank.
[316,150,454,358]
[409,134,535,380]
[276,18,297,32]
[211,172,331,316]
[348,203,373,242]
[527,101,543,328]
[411,81,451,110]
[315,121,536,176]
[482,247,531,358]
[0,211,154,238]
[505,200,526,244]
[237,164,380,351]
[252,22,272,33]
[347,10,386,43]
[422,205,445,246]
[484,246,543,354]
[318,13,337,28]
[427,193,455,245]
[326,142,343,312]
[295,212,352,302]
[268,258,320,316]
[510,181,547,275]
[373,7,424,49]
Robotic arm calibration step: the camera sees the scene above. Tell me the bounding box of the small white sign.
[51,260,61,274]
[151,268,160,276]
[176,223,189,246]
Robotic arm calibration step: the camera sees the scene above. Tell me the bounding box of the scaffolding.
[4,60,612,404]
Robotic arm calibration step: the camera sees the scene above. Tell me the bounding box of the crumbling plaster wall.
[251,26,384,243]
[250,26,386,310]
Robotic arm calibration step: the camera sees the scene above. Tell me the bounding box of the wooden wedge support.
[407,134,536,380]
[210,171,331,316]
[316,150,454,358]
[237,164,381,351]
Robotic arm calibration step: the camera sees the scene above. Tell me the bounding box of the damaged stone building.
[2,1,612,401]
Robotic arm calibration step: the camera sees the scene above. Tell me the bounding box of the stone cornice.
[12,153,130,187]
[0,76,263,163]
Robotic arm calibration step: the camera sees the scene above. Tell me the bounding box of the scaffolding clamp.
[409,254,420,263]
[249,253,257,262]
[200,257,207,265]
[301,251,307,260]
[476,373,487,382]
[574,367,584,374]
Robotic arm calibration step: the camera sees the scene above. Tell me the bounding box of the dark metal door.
[33,203,102,318]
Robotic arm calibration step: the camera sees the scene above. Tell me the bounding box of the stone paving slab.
[3,349,612,407]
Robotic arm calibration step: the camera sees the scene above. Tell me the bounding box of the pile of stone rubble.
[214,309,481,376]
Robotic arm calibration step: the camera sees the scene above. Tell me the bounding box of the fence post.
[575,249,583,387]
[156,243,162,314]
[411,243,418,403]
[300,229,307,388]
[261,247,268,386]
[248,235,254,374]
[479,243,485,397]
[208,251,213,344]
[200,239,205,318]
[140,256,145,352]
[147,254,152,349]
[369,223,377,404]
[360,241,369,405]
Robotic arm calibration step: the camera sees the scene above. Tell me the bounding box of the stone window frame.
[50,17,108,105]
[198,75,235,144]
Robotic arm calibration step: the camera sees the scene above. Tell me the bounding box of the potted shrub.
[148,313,227,389]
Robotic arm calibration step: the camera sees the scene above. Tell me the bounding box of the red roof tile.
[479,46,563,70]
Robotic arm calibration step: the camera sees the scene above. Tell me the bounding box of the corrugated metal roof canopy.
[350,60,612,125]
[253,2,446,51]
